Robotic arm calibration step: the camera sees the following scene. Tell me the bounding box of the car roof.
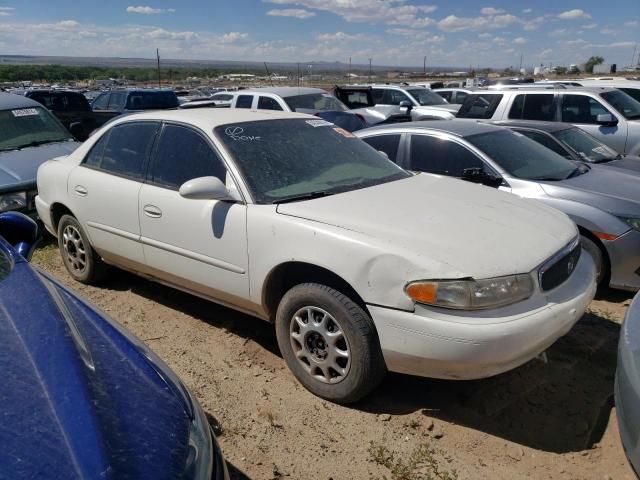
[491,120,574,133]
[481,86,619,94]
[359,119,504,137]
[230,87,326,97]
[0,92,43,110]
[111,108,313,131]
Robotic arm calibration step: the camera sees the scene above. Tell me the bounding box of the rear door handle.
[143,205,162,218]
[74,185,88,196]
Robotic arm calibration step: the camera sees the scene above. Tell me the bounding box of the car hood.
[276,174,576,278]
[0,141,79,190]
[0,253,191,479]
[538,164,640,217]
[604,155,640,174]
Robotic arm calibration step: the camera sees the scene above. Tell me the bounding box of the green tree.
[585,56,604,73]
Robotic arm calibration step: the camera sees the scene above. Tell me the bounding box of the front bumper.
[615,292,640,476]
[606,229,640,292]
[368,249,597,379]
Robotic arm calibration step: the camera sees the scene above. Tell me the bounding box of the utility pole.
[519,53,523,73]
[423,55,427,77]
[156,48,161,88]
[368,58,372,83]
[348,56,351,79]
[297,62,300,87]
[631,44,638,67]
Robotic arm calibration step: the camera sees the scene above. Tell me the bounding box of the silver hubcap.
[62,225,87,274]
[289,306,351,384]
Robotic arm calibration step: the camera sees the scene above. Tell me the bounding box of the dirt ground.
[33,243,637,480]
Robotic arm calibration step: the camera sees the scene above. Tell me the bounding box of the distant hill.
[0,54,464,74]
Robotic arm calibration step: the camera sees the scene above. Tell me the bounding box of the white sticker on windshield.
[224,126,260,141]
[305,119,333,127]
[12,108,39,117]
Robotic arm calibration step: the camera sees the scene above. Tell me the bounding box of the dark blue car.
[0,212,228,479]
[0,93,80,216]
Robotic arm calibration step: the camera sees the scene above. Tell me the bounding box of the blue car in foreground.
[617,291,640,477]
[0,212,228,479]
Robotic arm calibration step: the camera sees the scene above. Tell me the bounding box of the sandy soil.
[33,243,637,480]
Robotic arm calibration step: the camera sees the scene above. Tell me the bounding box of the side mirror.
[399,100,413,112]
[69,122,85,140]
[179,176,241,202]
[596,113,618,126]
[0,212,38,260]
[461,168,503,189]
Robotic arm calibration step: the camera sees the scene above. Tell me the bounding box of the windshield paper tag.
[305,119,333,127]
[12,108,39,117]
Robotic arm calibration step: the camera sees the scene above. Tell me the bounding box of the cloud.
[609,41,636,48]
[481,7,504,15]
[126,6,176,14]
[0,6,14,16]
[267,8,315,18]
[478,32,492,39]
[600,28,618,36]
[624,20,639,27]
[220,32,249,43]
[55,20,80,29]
[536,48,553,58]
[557,9,591,20]
[438,13,519,32]
[522,8,532,14]
[263,0,436,28]
[582,23,597,29]
[513,37,527,45]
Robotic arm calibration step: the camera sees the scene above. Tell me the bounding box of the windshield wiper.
[17,139,70,150]
[272,190,335,204]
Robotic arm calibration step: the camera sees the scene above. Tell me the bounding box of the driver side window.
[561,95,611,124]
[409,135,485,177]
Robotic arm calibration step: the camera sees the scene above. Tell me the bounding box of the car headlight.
[405,274,534,310]
[619,217,640,232]
[0,192,27,212]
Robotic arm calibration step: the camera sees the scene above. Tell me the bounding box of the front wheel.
[581,234,606,287]
[275,283,386,404]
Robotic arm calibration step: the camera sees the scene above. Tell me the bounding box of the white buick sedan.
[36,109,597,403]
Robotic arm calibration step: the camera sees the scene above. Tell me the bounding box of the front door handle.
[143,204,162,218]
[74,185,88,197]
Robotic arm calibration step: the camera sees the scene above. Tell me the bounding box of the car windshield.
[125,91,179,110]
[467,129,578,181]
[554,127,619,163]
[406,88,448,106]
[600,90,640,120]
[0,106,71,151]
[284,93,348,112]
[215,119,410,204]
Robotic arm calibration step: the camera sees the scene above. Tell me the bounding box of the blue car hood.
[0,141,79,190]
[0,248,190,479]
[539,164,640,217]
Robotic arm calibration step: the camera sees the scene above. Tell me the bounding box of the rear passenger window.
[437,91,452,102]
[362,135,401,163]
[508,94,555,121]
[108,92,126,110]
[409,135,484,176]
[561,95,611,124]
[515,130,571,158]
[236,95,253,109]
[149,124,227,189]
[257,97,283,111]
[457,94,503,119]
[455,91,469,104]
[92,93,109,110]
[371,89,385,104]
[83,131,110,168]
[99,122,159,179]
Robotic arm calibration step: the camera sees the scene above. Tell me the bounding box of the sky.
[0,0,638,68]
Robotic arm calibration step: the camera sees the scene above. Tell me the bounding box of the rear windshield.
[125,91,179,110]
[406,88,448,106]
[284,93,348,112]
[600,90,640,120]
[467,129,576,181]
[457,94,503,119]
[214,118,409,204]
[0,106,71,151]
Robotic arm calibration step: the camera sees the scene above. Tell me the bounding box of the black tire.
[275,283,386,404]
[57,214,109,284]
[581,234,606,287]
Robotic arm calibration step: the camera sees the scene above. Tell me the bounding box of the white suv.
[457,87,640,155]
[36,109,596,403]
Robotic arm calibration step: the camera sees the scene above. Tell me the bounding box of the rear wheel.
[275,283,386,404]
[57,214,109,284]
[580,234,606,287]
